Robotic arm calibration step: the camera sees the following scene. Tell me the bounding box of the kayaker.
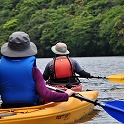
[43,42,93,87]
[0,32,75,108]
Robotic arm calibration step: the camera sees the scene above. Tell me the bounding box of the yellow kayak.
[0,90,98,124]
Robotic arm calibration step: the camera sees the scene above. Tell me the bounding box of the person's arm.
[78,70,91,78]
[72,59,91,78]
[33,67,72,102]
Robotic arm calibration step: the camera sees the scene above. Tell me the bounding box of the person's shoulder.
[48,60,53,64]
[45,60,53,67]
[69,57,77,63]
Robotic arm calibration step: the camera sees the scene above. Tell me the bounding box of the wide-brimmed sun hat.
[1,31,37,57]
[51,42,69,55]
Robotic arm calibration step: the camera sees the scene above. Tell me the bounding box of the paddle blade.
[107,74,124,84]
[101,100,124,123]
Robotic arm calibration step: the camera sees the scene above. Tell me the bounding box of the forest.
[0,0,124,57]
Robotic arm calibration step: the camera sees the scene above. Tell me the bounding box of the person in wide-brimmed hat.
[0,32,74,108]
[1,31,37,57]
[51,42,69,55]
[43,42,93,89]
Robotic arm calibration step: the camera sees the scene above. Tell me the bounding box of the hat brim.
[51,45,69,55]
[1,42,37,57]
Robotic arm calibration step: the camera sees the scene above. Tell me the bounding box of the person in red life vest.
[43,42,93,89]
[0,32,74,108]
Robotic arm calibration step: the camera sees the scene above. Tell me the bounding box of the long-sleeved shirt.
[43,57,91,80]
[33,67,68,102]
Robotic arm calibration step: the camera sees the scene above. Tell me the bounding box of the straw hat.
[1,31,37,57]
[51,42,69,55]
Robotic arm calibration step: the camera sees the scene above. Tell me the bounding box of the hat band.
[55,47,66,53]
[8,41,30,51]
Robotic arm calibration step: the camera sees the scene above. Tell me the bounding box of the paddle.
[46,85,124,123]
[76,73,124,84]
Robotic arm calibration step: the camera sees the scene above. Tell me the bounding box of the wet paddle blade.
[101,100,124,123]
[107,74,124,84]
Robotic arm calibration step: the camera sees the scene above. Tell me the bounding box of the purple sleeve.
[33,67,69,102]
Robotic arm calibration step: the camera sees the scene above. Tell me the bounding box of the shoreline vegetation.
[0,0,124,58]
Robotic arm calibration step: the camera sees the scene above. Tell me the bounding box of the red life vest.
[52,56,74,79]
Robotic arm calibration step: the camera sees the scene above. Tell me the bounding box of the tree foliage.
[0,0,124,57]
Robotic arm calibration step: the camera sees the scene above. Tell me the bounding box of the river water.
[37,56,124,124]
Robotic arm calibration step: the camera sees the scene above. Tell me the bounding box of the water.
[37,56,124,124]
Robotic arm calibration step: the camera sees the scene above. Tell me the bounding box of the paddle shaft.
[46,85,99,105]
[48,74,124,84]
[75,76,106,79]
[75,73,124,84]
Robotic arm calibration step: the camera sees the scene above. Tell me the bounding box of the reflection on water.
[73,109,101,124]
[37,56,124,124]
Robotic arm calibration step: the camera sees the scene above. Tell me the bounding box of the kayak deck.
[47,83,83,92]
[0,90,98,124]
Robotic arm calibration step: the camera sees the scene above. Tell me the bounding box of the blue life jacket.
[0,56,39,105]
